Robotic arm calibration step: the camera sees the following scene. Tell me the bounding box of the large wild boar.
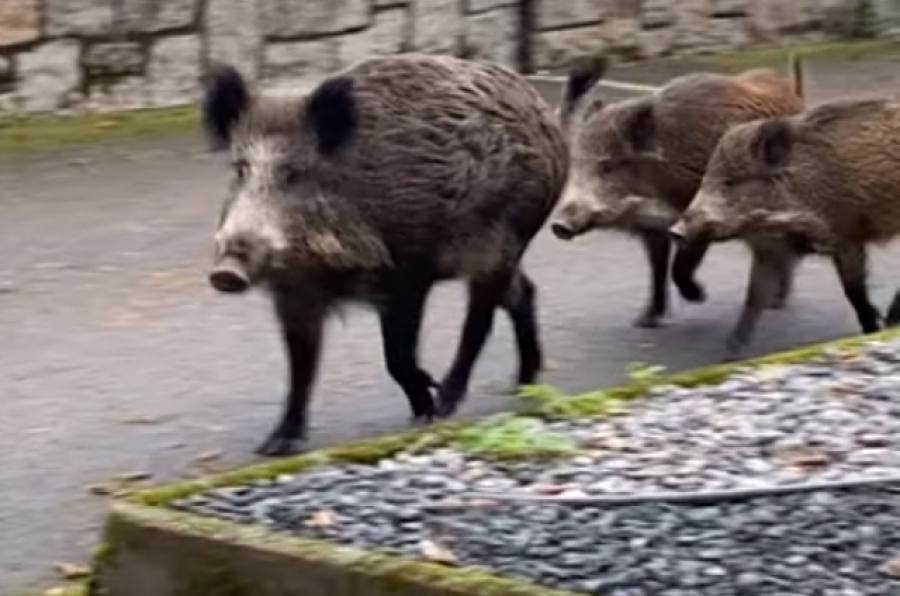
[200,54,568,456]
[550,56,806,328]
[670,97,900,355]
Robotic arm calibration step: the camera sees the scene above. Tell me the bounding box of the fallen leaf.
[856,434,890,448]
[52,562,91,580]
[305,510,337,528]
[420,539,459,565]
[193,450,222,463]
[86,483,115,496]
[778,449,831,469]
[532,483,579,495]
[883,556,900,578]
[115,470,152,482]
[114,413,174,425]
[466,498,499,508]
[542,359,561,372]
[589,436,629,451]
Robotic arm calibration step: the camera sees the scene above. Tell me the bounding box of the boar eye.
[232,159,249,181]
[280,164,303,185]
[597,160,615,175]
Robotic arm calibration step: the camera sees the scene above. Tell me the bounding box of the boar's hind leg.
[634,230,672,328]
[257,290,327,457]
[832,246,882,334]
[378,282,439,423]
[671,238,709,304]
[436,268,523,417]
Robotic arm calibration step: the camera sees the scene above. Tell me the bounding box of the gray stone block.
[147,34,202,107]
[261,0,371,39]
[466,7,519,67]
[45,0,115,36]
[15,39,81,112]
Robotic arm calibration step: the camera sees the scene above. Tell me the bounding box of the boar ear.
[200,61,251,151]
[754,119,792,168]
[305,75,359,156]
[625,103,656,154]
[562,55,608,110]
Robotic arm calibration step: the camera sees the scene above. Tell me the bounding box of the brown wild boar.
[550,55,806,329]
[670,97,900,355]
[200,54,568,456]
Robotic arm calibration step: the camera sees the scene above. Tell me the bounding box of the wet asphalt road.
[5,64,900,591]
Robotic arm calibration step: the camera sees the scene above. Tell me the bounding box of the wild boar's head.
[550,97,677,240]
[200,62,388,294]
[670,118,830,248]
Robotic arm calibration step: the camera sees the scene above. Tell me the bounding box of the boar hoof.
[435,382,466,418]
[766,296,788,310]
[255,434,307,457]
[677,281,707,304]
[633,311,665,329]
[409,412,436,427]
[723,337,748,363]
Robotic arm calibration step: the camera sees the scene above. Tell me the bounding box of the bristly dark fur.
[201,61,250,151]
[208,53,569,458]
[305,76,359,155]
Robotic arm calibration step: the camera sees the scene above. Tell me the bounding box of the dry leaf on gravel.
[52,561,91,580]
[882,556,900,578]
[419,539,459,566]
[305,510,337,528]
[777,449,832,469]
[856,434,890,448]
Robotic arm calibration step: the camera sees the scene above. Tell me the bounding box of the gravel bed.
[172,338,900,595]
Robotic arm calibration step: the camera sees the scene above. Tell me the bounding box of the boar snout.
[550,199,617,240]
[209,255,252,294]
[550,220,582,240]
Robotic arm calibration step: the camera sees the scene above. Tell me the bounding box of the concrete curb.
[86,328,900,596]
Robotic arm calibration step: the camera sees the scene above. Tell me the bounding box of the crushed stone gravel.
[172,338,900,595]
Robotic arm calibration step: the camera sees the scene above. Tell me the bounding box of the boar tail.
[788,51,805,101]
[559,54,608,127]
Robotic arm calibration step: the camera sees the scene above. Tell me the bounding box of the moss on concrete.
[525,327,900,419]
[94,503,579,596]
[92,328,900,596]
[0,105,197,155]
[4,584,86,596]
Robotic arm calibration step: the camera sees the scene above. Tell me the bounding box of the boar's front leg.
[768,252,800,310]
[436,269,517,417]
[884,290,900,327]
[503,269,543,387]
[257,288,326,457]
[378,281,439,424]
[832,245,882,334]
[725,252,785,360]
[634,230,672,328]
[670,237,709,304]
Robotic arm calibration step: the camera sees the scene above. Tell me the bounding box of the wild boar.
[200,54,568,456]
[670,96,900,355]
[549,55,806,329]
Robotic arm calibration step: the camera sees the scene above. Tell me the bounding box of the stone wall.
[0,0,887,115]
